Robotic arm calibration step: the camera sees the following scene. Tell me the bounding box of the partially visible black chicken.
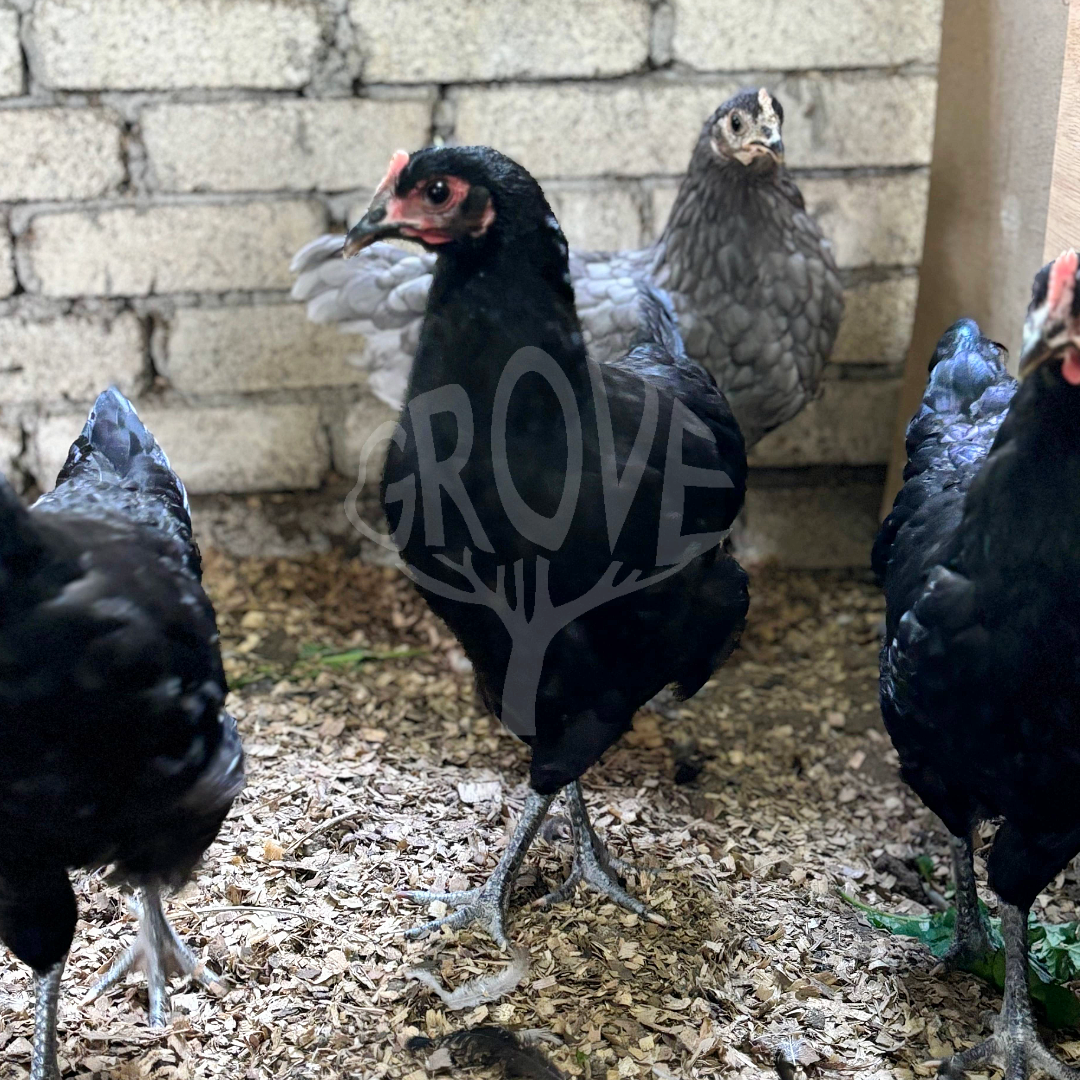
[876,251,1080,1080]
[0,389,244,1080]
[342,145,748,948]
[292,88,843,447]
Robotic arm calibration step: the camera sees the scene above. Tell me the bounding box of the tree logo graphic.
[344,348,733,738]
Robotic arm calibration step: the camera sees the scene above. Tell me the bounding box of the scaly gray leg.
[399,790,555,950]
[84,885,221,1028]
[30,957,64,1080]
[943,832,992,969]
[940,903,1080,1080]
[536,781,667,926]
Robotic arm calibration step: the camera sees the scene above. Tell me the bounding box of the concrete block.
[29,0,323,91]
[454,74,937,178]
[349,0,649,82]
[0,310,143,404]
[833,277,919,363]
[672,0,942,71]
[545,181,645,251]
[650,171,930,269]
[0,109,123,200]
[33,402,329,493]
[0,229,15,299]
[0,9,23,97]
[0,419,20,478]
[740,478,880,569]
[330,393,399,478]
[748,377,900,467]
[164,304,366,394]
[143,98,433,194]
[22,200,325,297]
[800,173,930,269]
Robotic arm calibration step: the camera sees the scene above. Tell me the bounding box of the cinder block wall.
[0,0,943,565]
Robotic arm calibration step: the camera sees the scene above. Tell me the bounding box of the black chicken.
[292,88,843,448]
[875,251,1080,1079]
[0,389,244,1079]
[342,144,748,947]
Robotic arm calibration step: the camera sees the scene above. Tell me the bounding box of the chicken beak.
[760,129,784,161]
[1019,310,1055,376]
[342,192,402,257]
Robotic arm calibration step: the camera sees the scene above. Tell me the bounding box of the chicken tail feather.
[923,318,1009,416]
[630,284,686,360]
[44,387,196,569]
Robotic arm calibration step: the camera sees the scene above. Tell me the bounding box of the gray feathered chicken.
[290,88,843,447]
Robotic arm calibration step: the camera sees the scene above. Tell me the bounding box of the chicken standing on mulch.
[8,546,1076,1079]
[876,254,1080,1080]
[0,391,244,1080]
[341,143,749,950]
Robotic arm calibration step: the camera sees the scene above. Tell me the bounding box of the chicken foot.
[942,832,992,970]
[30,957,64,1080]
[84,885,222,1027]
[400,791,555,950]
[940,903,1079,1080]
[535,781,666,926]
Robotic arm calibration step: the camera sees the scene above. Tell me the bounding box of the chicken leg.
[30,957,64,1080]
[940,903,1079,1080]
[535,781,666,925]
[84,885,221,1027]
[400,791,555,950]
[943,832,992,969]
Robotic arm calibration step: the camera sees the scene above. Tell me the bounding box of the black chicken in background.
[292,88,843,448]
[342,145,748,949]
[0,389,244,1080]
[875,251,1080,1080]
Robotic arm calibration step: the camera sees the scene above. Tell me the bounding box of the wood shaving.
[3,553,1080,1079]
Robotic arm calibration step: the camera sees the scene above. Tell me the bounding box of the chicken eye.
[426,180,451,206]
[730,113,743,134]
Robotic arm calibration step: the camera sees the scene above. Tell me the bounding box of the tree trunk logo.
[344,349,734,738]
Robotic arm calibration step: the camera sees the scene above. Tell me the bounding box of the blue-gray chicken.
[290,88,843,448]
[0,389,243,1080]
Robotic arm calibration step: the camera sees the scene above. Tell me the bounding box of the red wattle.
[1063,347,1080,385]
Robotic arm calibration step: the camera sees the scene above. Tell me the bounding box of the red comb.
[1047,249,1079,316]
[374,149,410,198]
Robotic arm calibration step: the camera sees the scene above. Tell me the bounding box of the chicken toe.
[535,782,666,925]
[85,886,222,1028]
[400,791,554,951]
[939,904,1078,1080]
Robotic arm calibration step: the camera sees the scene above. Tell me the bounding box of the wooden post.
[881,0,1069,517]
[1043,0,1080,262]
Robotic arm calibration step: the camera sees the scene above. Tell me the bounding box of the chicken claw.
[535,781,666,925]
[940,904,1079,1080]
[84,885,223,1027]
[400,791,554,951]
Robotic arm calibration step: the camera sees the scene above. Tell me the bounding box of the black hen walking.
[876,251,1080,1080]
[292,88,843,447]
[342,145,748,948]
[0,389,244,1079]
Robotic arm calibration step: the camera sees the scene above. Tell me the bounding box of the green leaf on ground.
[839,893,1080,1030]
[231,643,428,689]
